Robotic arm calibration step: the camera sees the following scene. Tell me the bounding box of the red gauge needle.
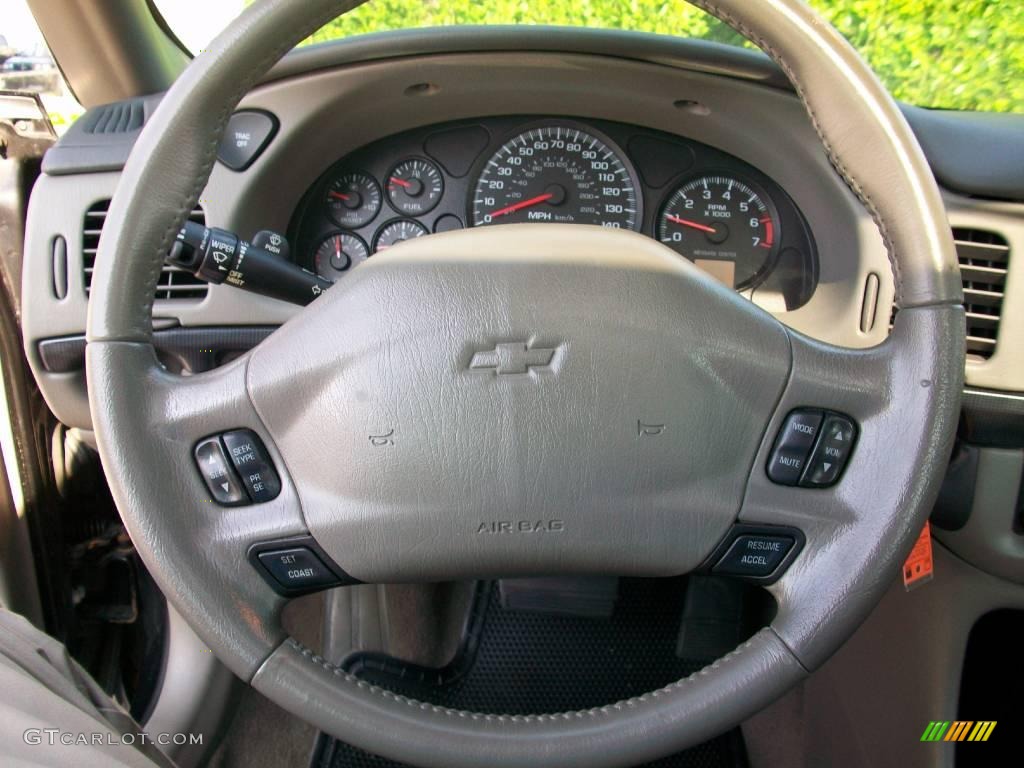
[488,193,554,220]
[665,214,717,234]
[328,191,350,201]
[389,177,411,188]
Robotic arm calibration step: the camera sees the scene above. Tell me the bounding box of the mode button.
[766,409,823,486]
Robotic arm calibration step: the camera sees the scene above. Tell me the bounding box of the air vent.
[890,228,1010,361]
[954,228,1010,360]
[82,99,145,134]
[82,200,208,300]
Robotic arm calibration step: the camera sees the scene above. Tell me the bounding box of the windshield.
[155,0,1022,113]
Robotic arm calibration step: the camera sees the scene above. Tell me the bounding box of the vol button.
[194,437,246,505]
[801,414,857,487]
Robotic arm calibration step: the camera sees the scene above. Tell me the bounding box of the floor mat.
[311,578,748,768]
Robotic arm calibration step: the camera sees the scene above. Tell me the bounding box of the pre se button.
[713,534,794,578]
[222,429,281,503]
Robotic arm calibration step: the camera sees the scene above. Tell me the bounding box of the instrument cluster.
[289,117,819,309]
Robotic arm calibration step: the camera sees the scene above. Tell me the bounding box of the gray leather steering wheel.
[86,1,964,765]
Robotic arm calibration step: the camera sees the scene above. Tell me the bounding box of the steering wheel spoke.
[739,306,964,669]
[86,340,311,675]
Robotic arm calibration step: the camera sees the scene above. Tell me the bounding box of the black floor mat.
[311,578,748,768]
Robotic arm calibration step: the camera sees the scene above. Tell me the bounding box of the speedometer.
[471,124,640,230]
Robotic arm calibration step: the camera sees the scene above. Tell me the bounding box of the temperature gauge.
[386,159,444,216]
[373,219,429,252]
[314,232,369,281]
[324,171,381,229]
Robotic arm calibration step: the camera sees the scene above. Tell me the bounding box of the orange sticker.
[903,521,934,591]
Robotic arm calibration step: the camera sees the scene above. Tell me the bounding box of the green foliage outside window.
[292,0,1023,113]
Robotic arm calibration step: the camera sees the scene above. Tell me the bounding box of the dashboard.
[18,30,1024,433]
[290,116,818,310]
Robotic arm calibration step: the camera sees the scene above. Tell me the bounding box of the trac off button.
[713,534,794,578]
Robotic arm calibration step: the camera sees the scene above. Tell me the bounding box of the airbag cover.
[247,225,790,581]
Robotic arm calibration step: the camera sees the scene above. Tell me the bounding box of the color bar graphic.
[921,721,996,742]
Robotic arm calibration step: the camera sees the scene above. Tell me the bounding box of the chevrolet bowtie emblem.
[469,342,557,375]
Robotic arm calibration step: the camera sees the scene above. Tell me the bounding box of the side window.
[2,0,84,135]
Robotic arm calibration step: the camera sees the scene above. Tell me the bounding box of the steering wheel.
[86,1,964,765]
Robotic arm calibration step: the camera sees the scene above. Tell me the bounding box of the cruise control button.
[194,437,246,505]
[222,429,282,503]
[801,414,857,487]
[713,534,794,578]
[257,547,337,591]
[766,409,823,485]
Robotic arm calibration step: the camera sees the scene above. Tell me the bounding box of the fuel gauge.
[386,159,444,216]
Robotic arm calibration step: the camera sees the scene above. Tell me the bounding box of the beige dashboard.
[21,38,1024,430]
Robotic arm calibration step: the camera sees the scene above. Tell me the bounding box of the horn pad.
[247,225,791,581]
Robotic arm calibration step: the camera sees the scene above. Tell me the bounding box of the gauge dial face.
[657,175,779,289]
[324,172,381,229]
[373,219,429,252]
[314,232,369,281]
[387,159,444,216]
[471,125,640,230]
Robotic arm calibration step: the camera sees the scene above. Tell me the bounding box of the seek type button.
[221,429,281,503]
[766,409,823,486]
[713,534,794,578]
[801,414,857,487]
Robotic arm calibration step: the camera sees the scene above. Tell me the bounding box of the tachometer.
[471,124,640,230]
[657,174,780,289]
